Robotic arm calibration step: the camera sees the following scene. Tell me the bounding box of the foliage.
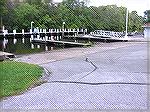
[1,0,144,32]
[12,3,53,31]
[0,0,6,16]
[144,10,150,23]
[128,11,143,32]
[0,0,7,30]
[0,61,43,98]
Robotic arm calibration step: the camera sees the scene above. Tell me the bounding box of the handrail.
[91,30,125,38]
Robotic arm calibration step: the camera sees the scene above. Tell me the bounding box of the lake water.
[0,37,64,55]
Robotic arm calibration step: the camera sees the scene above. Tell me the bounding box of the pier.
[32,39,91,47]
[64,30,129,41]
[0,28,87,38]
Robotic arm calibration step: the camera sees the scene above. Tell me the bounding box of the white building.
[143,23,150,40]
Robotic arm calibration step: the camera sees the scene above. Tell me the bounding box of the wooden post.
[77,29,79,35]
[3,38,8,49]
[37,45,40,49]
[31,43,34,49]
[50,47,54,50]
[30,35,33,42]
[3,30,8,37]
[30,29,32,34]
[45,45,48,51]
[3,39,6,49]
[22,37,25,43]
[62,22,65,39]
[51,29,53,33]
[13,38,17,44]
[22,29,24,35]
[60,36,62,40]
[13,29,16,36]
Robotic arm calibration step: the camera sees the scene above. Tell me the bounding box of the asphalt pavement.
[0,42,149,110]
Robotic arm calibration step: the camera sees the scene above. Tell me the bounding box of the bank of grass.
[0,61,43,98]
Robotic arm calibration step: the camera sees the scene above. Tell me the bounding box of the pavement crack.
[40,67,52,81]
[48,81,150,86]
[77,57,98,80]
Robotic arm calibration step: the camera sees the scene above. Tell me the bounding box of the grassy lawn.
[0,61,43,98]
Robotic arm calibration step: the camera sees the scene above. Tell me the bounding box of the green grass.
[0,61,43,98]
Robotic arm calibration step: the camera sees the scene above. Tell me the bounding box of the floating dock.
[64,35,129,41]
[32,39,91,47]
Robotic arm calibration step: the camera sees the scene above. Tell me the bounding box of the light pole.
[125,8,128,39]
[62,22,65,38]
[31,21,34,33]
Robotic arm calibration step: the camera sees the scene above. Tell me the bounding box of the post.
[31,43,34,49]
[13,29,16,36]
[77,29,79,35]
[22,37,25,43]
[30,21,34,34]
[30,35,33,42]
[13,38,17,44]
[2,26,4,33]
[45,45,48,51]
[3,29,8,37]
[37,45,40,49]
[125,8,128,39]
[22,29,24,35]
[22,29,25,43]
[62,22,65,38]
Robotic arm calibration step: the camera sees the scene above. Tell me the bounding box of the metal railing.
[90,30,125,38]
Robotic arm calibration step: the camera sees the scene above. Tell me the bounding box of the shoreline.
[14,41,147,65]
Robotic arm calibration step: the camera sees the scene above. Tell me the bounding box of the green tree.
[0,0,7,30]
[13,3,52,31]
[26,0,42,5]
[128,11,143,32]
[144,10,150,23]
[3,0,144,33]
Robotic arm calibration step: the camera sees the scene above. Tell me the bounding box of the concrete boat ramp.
[32,39,91,47]
[0,51,15,61]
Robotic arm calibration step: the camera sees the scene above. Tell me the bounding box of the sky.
[53,0,150,16]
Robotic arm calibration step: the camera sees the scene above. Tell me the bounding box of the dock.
[63,30,129,41]
[64,35,128,41]
[0,28,87,38]
[32,39,91,47]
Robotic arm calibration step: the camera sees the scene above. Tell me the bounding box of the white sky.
[53,0,150,16]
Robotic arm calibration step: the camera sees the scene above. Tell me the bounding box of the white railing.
[90,30,125,38]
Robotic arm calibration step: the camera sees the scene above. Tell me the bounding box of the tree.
[144,10,150,23]
[0,0,6,15]
[3,0,144,33]
[26,0,42,5]
[0,0,7,30]
[13,3,52,31]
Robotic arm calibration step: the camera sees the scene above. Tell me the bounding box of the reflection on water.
[0,37,61,55]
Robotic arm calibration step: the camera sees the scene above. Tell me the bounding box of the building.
[143,23,150,40]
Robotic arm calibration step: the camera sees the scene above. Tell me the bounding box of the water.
[0,34,91,55]
[0,36,62,55]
